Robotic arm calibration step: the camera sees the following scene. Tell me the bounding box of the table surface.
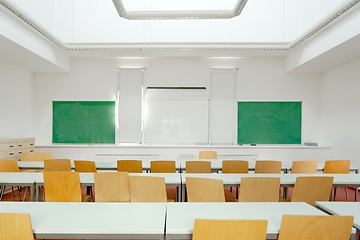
[0,202,166,239]
[165,202,327,240]
[316,201,360,230]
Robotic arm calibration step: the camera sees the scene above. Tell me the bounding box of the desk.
[165,202,327,240]
[0,172,39,201]
[0,202,166,239]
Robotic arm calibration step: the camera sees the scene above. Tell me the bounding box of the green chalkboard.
[237,101,301,144]
[52,101,115,144]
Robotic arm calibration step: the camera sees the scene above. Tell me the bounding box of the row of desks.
[0,201,353,240]
[16,160,360,173]
[2,172,360,202]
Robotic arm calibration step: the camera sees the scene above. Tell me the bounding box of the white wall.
[33,57,322,146]
[0,59,34,138]
[320,58,360,168]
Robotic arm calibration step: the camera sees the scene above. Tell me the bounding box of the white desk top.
[0,202,166,239]
[165,202,327,240]
[316,201,360,230]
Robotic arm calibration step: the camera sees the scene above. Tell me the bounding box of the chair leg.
[345,187,349,201]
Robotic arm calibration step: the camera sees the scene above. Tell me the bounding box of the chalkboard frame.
[52,101,116,144]
[237,101,302,145]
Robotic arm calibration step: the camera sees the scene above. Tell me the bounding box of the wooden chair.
[278,215,353,240]
[0,160,22,201]
[186,161,211,173]
[290,176,334,206]
[199,150,217,159]
[74,160,97,172]
[43,171,82,202]
[0,213,34,240]
[192,219,268,240]
[74,160,97,201]
[150,160,176,173]
[186,177,225,202]
[129,176,167,202]
[222,160,249,174]
[43,159,71,172]
[94,172,130,202]
[117,160,143,173]
[323,160,351,201]
[238,177,280,202]
[19,152,53,161]
[290,160,318,173]
[254,160,282,173]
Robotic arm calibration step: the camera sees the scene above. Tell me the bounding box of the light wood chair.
[290,176,334,206]
[186,177,225,202]
[94,172,130,202]
[43,159,71,172]
[199,150,217,159]
[290,160,318,174]
[74,160,97,172]
[278,215,354,240]
[0,213,34,240]
[186,161,211,173]
[0,160,22,201]
[222,160,249,173]
[323,160,351,201]
[117,160,143,173]
[74,160,97,201]
[129,176,167,202]
[150,160,176,173]
[192,219,268,240]
[19,152,53,161]
[238,177,280,202]
[254,160,282,173]
[43,171,82,202]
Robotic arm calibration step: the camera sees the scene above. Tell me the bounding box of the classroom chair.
[199,150,217,159]
[150,160,176,173]
[0,160,24,201]
[129,176,167,202]
[238,177,280,202]
[278,215,353,240]
[289,176,333,206]
[94,172,130,202]
[185,161,211,173]
[117,160,143,173]
[254,160,282,173]
[0,213,34,240]
[74,160,97,200]
[19,152,53,162]
[222,160,249,174]
[43,159,71,172]
[323,160,351,201]
[290,160,318,173]
[186,177,225,202]
[192,219,268,240]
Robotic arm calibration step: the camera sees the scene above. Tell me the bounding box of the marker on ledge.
[250,143,256,146]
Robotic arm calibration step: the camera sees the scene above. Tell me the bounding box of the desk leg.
[30,184,34,202]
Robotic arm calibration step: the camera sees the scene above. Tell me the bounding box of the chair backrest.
[278,215,354,240]
[291,176,334,206]
[0,213,34,240]
[117,160,143,173]
[199,150,217,159]
[44,159,71,172]
[186,161,211,173]
[222,160,249,174]
[192,219,268,240]
[150,160,176,173]
[19,152,53,161]
[74,160,97,172]
[0,160,20,172]
[186,177,225,202]
[94,172,131,202]
[254,160,282,174]
[323,160,350,174]
[239,177,280,202]
[129,176,167,202]
[290,160,318,174]
[43,171,82,202]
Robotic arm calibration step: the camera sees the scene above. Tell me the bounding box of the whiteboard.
[144,99,209,143]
